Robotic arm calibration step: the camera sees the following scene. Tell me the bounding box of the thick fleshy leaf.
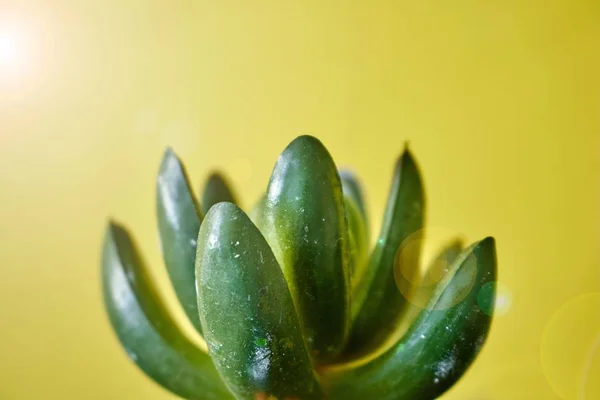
[102,222,233,400]
[261,135,351,362]
[339,169,369,233]
[201,172,237,215]
[395,239,465,339]
[196,203,322,400]
[344,196,368,288]
[156,148,204,334]
[348,147,425,355]
[323,238,497,400]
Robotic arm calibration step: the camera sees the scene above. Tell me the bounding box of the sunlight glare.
[0,19,31,78]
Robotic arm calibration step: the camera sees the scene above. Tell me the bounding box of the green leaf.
[344,196,368,289]
[261,135,351,362]
[196,203,323,400]
[348,147,425,355]
[102,222,234,400]
[395,239,464,339]
[323,238,497,400]
[156,148,204,334]
[339,169,369,242]
[201,172,237,215]
[339,169,369,225]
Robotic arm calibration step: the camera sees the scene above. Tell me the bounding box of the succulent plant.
[102,135,497,400]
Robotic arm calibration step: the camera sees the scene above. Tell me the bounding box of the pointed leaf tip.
[399,144,417,166]
[159,147,178,171]
[164,146,175,156]
[106,219,119,234]
[481,236,496,247]
[207,171,226,183]
[348,145,425,356]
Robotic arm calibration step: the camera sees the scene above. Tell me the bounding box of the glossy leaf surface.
[102,222,233,400]
[201,172,237,215]
[349,148,425,354]
[261,135,351,362]
[196,203,322,400]
[156,149,204,334]
[324,238,497,400]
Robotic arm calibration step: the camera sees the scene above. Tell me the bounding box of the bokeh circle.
[541,292,600,400]
[393,226,477,311]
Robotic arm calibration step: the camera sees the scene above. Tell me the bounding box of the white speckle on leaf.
[250,335,272,383]
[435,348,457,380]
[126,350,138,362]
[207,339,223,352]
[234,254,240,259]
[208,234,218,249]
[474,335,486,353]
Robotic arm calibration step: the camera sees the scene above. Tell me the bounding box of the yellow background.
[0,1,598,399]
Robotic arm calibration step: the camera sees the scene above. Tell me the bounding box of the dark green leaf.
[102,222,233,400]
[201,172,237,215]
[348,147,425,355]
[156,148,204,334]
[261,135,351,362]
[324,238,497,400]
[196,203,322,400]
